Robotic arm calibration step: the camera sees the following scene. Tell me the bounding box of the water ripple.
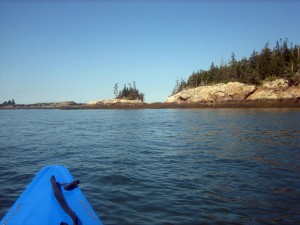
[1,109,300,224]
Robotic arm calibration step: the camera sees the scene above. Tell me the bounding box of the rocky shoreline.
[1,79,300,110]
[1,100,299,110]
[166,79,300,104]
[72,100,300,109]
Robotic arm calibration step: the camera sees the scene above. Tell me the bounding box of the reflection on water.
[0,109,300,225]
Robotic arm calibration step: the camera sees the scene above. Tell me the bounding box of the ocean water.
[0,109,300,225]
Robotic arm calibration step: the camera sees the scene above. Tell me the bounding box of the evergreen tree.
[113,83,119,98]
[258,43,272,80]
[172,78,187,95]
[282,38,291,64]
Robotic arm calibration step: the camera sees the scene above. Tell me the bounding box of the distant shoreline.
[2,79,300,110]
[1,100,300,110]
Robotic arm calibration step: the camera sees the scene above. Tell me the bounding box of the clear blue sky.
[0,0,299,104]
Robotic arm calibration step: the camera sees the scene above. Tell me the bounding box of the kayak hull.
[1,165,103,225]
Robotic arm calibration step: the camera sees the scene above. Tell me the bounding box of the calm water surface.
[0,109,300,225]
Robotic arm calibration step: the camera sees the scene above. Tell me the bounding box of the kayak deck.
[1,165,103,225]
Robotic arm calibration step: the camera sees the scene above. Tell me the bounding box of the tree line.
[1,99,15,106]
[172,39,300,95]
[114,81,145,102]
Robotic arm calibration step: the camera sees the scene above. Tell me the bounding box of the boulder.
[246,89,295,100]
[261,79,289,90]
[96,99,143,104]
[87,100,100,105]
[247,80,300,101]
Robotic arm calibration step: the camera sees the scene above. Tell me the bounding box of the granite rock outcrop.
[166,79,300,103]
[246,79,300,101]
[166,82,256,103]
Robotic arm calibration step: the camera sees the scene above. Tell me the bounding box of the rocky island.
[166,79,300,107]
[164,39,300,108]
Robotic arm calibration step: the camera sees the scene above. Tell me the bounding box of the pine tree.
[113,83,119,98]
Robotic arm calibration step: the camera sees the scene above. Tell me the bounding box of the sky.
[0,0,299,104]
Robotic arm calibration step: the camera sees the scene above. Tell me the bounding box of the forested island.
[0,99,15,107]
[113,82,145,102]
[1,39,300,109]
[172,39,300,95]
[166,39,300,105]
